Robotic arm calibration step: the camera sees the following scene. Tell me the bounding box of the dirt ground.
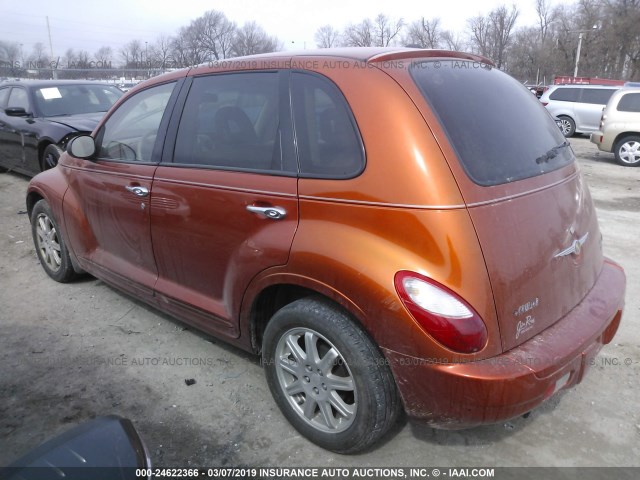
[0,136,638,468]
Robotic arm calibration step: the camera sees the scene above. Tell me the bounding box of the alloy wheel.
[274,327,357,433]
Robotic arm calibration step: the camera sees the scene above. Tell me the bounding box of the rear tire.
[262,297,401,453]
[614,135,640,167]
[31,199,76,283]
[556,116,576,137]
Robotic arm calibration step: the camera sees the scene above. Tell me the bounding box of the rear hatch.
[404,58,604,351]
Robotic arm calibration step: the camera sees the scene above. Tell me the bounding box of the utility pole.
[46,16,57,79]
[574,32,583,78]
[572,25,598,78]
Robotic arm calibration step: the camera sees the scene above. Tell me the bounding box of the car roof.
[549,84,620,90]
[0,79,117,88]
[243,47,493,64]
[128,47,496,94]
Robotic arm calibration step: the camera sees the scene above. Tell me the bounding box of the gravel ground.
[0,135,638,468]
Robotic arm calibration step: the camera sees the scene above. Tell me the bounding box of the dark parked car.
[0,80,122,176]
[27,48,625,453]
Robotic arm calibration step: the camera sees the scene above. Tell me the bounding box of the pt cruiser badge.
[554,232,589,258]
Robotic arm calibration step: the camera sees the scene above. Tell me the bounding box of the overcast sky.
[1,0,574,58]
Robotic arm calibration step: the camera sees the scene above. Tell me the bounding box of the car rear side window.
[97,82,175,163]
[291,72,364,178]
[173,72,293,173]
[580,88,615,105]
[617,93,640,112]
[549,88,579,102]
[411,60,573,186]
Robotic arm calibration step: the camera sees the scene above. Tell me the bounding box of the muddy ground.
[0,136,638,468]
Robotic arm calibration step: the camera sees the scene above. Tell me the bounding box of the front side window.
[617,93,640,112]
[97,82,175,163]
[291,72,364,178]
[549,88,579,102]
[173,72,290,173]
[7,88,29,111]
[411,60,573,186]
[580,88,615,105]
[0,87,10,107]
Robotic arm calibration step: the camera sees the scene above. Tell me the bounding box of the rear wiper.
[536,141,569,164]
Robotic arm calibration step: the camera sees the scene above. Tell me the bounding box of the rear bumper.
[589,131,612,152]
[384,259,625,429]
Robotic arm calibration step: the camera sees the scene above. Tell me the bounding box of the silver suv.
[590,87,640,166]
[540,85,620,137]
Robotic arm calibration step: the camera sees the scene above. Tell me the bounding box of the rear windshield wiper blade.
[536,141,570,164]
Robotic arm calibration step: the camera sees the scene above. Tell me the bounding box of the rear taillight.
[394,271,488,353]
[542,102,548,106]
[600,113,606,130]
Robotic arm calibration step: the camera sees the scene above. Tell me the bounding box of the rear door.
[575,88,617,132]
[402,60,604,351]
[150,71,298,336]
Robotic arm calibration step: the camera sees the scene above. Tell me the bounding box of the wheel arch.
[26,190,44,218]
[27,176,85,274]
[613,131,640,149]
[242,276,369,356]
[37,132,79,171]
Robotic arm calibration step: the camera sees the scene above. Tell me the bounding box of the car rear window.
[410,60,573,186]
[617,92,640,112]
[580,88,616,105]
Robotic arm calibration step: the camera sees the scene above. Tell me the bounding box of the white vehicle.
[540,85,620,137]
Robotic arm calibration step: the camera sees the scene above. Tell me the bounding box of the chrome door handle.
[246,205,287,220]
[125,185,149,197]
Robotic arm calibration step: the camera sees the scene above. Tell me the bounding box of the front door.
[62,81,178,300]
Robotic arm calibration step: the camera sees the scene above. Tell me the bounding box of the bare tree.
[489,5,519,69]
[536,0,555,41]
[28,42,50,67]
[314,25,341,48]
[94,46,112,65]
[467,4,518,68]
[441,30,465,51]
[150,35,174,69]
[120,39,143,68]
[170,32,192,68]
[373,13,404,47]
[231,22,281,57]
[342,19,375,47]
[0,41,22,75]
[192,10,236,60]
[468,14,492,58]
[404,17,441,48]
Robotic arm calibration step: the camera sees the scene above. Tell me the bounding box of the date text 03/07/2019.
[135,467,497,478]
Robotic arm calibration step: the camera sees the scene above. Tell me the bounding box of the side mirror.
[68,135,96,159]
[5,107,29,117]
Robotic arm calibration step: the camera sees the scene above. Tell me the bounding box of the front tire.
[614,135,640,167]
[262,297,400,453]
[42,144,63,171]
[31,199,76,282]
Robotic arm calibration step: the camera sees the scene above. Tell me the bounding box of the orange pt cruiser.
[27,48,626,453]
